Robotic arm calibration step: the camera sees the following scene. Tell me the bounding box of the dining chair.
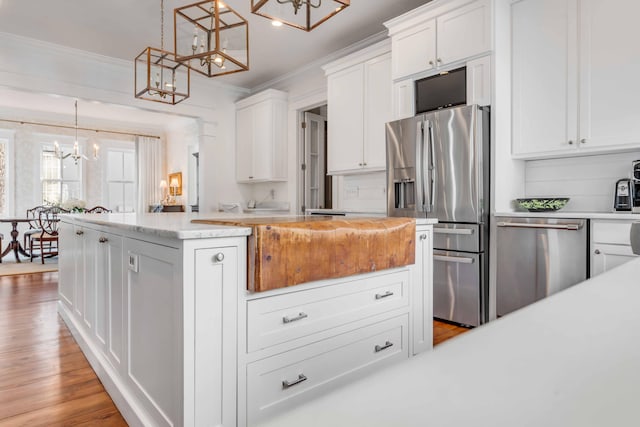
[31,206,69,264]
[24,205,48,252]
[84,206,112,213]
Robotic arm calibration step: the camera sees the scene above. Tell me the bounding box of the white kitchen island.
[256,257,640,427]
[57,213,436,427]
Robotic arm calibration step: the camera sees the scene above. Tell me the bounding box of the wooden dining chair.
[31,206,69,264]
[84,206,112,213]
[24,205,48,252]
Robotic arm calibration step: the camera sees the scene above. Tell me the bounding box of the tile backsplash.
[525,151,640,212]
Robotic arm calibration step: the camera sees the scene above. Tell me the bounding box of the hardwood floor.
[433,319,470,346]
[0,272,468,426]
[0,272,127,426]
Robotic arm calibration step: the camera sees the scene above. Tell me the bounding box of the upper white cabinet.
[236,89,287,183]
[512,0,640,159]
[324,41,392,175]
[385,0,492,81]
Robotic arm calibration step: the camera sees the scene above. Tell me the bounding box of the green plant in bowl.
[516,198,569,212]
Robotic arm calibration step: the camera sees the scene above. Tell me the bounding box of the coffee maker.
[633,160,640,213]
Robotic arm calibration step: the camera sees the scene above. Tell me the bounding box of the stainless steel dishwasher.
[495,216,588,317]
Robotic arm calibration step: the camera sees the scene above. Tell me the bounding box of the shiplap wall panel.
[525,151,640,212]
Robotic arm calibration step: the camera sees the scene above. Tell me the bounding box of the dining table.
[0,218,34,263]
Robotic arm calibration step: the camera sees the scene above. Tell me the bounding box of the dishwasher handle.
[496,222,583,231]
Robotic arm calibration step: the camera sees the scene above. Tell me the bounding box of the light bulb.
[272,20,283,27]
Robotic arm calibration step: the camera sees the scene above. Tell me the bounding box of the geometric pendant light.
[174,0,249,78]
[135,0,190,104]
[251,0,350,32]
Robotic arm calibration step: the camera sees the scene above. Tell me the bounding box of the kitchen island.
[57,213,435,427]
[255,257,640,427]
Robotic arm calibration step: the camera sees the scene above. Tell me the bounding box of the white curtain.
[136,136,164,213]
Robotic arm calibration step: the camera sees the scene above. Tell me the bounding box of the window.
[106,148,136,212]
[40,140,82,205]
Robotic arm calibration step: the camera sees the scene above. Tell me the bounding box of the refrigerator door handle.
[433,254,475,264]
[415,119,426,212]
[434,228,475,235]
[427,121,436,211]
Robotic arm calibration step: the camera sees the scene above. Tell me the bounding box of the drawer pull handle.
[375,291,394,300]
[282,373,307,389]
[375,341,394,353]
[282,312,308,324]
[76,230,84,236]
[98,237,108,243]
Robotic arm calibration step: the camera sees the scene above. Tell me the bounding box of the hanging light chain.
[160,0,164,51]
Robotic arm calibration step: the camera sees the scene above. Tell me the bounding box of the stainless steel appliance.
[614,178,633,211]
[386,104,490,326]
[633,160,640,213]
[495,217,588,317]
[631,222,640,255]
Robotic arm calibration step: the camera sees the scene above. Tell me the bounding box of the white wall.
[525,152,640,212]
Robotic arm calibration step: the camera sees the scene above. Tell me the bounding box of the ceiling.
[0,0,430,90]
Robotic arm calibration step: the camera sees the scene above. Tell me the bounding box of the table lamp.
[169,177,180,205]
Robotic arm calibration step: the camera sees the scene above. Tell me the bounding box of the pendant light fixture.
[251,0,349,32]
[135,0,190,104]
[53,101,95,165]
[174,0,249,78]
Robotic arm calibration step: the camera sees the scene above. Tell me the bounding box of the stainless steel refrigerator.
[386,104,490,326]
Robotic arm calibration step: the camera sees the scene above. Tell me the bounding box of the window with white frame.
[106,148,136,212]
[40,139,82,205]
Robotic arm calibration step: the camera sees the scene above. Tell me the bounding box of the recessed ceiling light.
[271,20,283,27]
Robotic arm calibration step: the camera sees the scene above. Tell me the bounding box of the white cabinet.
[386,0,491,81]
[236,89,288,183]
[325,41,392,175]
[58,218,242,427]
[412,225,434,355]
[511,0,640,159]
[591,219,638,277]
[57,221,76,309]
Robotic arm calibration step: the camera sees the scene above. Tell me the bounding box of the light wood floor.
[0,272,127,426]
[0,272,469,425]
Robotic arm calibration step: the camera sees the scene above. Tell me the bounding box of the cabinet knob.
[437,58,443,63]
[213,252,225,262]
[420,233,427,240]
[358,163,363,167]
[363,162,367,166]
[248,176,254,179]
[98,236,108,243]
[594,249,601,255]
[76,230,84,236]
[581,138,587,144]
[568,140,574,145]
[429,60,434,66]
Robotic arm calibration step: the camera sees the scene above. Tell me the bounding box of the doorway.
[301,105,331,212]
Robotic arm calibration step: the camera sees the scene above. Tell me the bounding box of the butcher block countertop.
[192,216,417,292]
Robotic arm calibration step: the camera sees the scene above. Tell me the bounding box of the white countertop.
[62,212,432,240]
[61,212,254,239]
[495,211,640,220]
[256,258,640,427]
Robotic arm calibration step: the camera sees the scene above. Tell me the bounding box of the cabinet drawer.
[245,315,408,425]
[592,220,633,245]
[246,270,409,353]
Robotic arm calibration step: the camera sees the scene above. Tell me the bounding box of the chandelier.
[53,101,99,165]
[174,0,249,78]
[135,0,190,104]
[251,0,349,31]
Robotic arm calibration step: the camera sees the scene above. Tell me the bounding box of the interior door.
[303,112,327,211]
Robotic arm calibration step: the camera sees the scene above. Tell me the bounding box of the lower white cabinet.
[245,314,408,425]
[591,219,638,277]
[413,225,434,355]
[58,218,243,427]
